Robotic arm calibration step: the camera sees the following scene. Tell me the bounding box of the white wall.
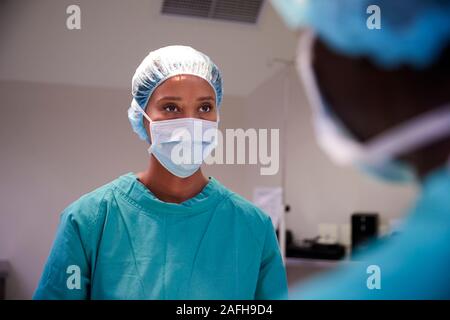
[0,0,296,96]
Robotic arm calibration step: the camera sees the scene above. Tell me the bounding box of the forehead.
[154,74,215,95]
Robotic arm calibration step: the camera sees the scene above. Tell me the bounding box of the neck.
[137,155,209,204]
[403,138,450,181]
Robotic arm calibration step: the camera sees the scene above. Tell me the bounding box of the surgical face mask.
[133,100,219,178]
[358,161,416,183]
[296,31,450,183]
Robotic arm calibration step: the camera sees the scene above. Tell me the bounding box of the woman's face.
[143,75,218,135]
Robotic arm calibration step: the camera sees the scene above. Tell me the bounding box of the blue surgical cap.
[271,0,450,68]
[128,45,223,141]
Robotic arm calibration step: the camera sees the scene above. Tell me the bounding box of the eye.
[199,104,212,113]
[163,104,180,113]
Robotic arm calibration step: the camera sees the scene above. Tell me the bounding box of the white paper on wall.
[253,187,283,228]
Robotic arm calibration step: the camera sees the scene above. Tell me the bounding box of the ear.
[142,117,152,144]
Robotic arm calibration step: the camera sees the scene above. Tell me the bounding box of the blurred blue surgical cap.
[271,0,450,68]
[128,45,223,141]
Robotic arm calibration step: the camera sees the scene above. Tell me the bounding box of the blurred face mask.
[296,31,450,183]
[133,100,219,178]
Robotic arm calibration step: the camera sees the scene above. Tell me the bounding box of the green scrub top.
[33,173,288,300]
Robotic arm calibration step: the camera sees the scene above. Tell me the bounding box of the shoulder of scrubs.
[33,177,118,299]
[290,167,450,300]
[222,191,288,299]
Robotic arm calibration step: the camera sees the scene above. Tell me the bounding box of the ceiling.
[0,0,297,97]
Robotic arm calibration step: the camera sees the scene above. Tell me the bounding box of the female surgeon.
[33,45,288,299]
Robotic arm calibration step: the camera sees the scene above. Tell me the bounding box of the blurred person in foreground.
[271,0,450,299]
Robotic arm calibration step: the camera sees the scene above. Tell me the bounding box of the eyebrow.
[157,96,214,102]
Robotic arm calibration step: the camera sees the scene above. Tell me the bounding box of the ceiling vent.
[161,0,265,24]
